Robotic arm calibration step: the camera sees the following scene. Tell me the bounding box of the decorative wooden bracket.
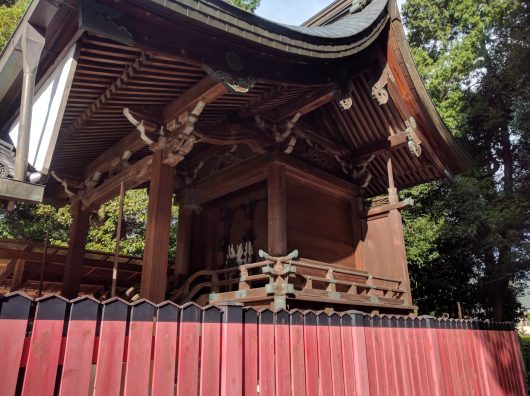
[371,65,392,105]
[350,0,372,13]
[51,171,82,199]
[334,84,353,110]
[204,66,254,93]
[404,116,422,157]
[254,113,301,154]
[163,100,205,166]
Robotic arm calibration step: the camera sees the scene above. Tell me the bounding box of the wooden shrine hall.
[0,0,470,313]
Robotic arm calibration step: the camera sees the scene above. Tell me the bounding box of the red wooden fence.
[0,292,526,396]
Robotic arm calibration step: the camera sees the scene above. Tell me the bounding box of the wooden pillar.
[267,162,287,256]
[9,260,25,292]
[386,154,399,204]
[140,150,174,303]
[62,200,90,299]
[386,155,412,304]
[351,197,366,271]
[174,203,193,282]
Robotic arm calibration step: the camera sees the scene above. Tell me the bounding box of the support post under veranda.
[111,182,125,298]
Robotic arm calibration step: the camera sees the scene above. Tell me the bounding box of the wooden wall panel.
[286,177,357,268]
[190,182,267,272]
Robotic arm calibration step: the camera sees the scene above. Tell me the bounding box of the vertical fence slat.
[289,310,306,396]
[438,320,455,396]
[58,296,98,396]
[0,293,32,396]
[364,316,380,396]
[351,312,370,395]
[510,327,529,395]
[395,317,414,396]
[200,306,221,396]
[221,304,243,396]
[303,311,319,396]
[381,316,397,395]
[470,321,492,396]
[329,313,345,396]
[152,302,179,396]
[462,320,482,395]
[176,303,201,396]
[93,298,128,396]
[123,300,155,396]
[413,317,431,396]
[316,312,333,396]
[419,317,444,396]
[339,313,356,396]
[243,308,258,396]
[258,309,275,396]
[21,295,67,396]
[274,310,291,396]
[495,323,517,394]
[390,316,409,396]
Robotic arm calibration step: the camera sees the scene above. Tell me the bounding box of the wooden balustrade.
[172,257,414,312]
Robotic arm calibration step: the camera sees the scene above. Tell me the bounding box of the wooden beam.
[0,249,143,272]
[140,149,174,303]
[365,199,413,217]
[193,155,269,204]
[82,155,152,210]
[163,75,226,125]
[195,121,270,153]
[266,86,335,123]
[84,121,157,180]
[267,161,287,256]
[351,132,408,162]
[62,200,91,299]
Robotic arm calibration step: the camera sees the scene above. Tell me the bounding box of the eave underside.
[46,31,445,201]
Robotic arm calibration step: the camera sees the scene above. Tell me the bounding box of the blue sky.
[255,0,405,25]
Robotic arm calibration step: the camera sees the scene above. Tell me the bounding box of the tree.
[401,0,530,321]
[0,189,179,261]
[0,0,28,49]
[226,0,260,13]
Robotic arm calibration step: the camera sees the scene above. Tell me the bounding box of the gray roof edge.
[141,0,389,57]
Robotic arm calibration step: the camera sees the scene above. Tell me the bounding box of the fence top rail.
[0,292,516,331]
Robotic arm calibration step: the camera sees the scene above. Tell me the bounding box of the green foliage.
[85,189,178,260]
[402,0,530,321]
[226,0,260,13]
[0,189,179,261]
[0,0,29,50]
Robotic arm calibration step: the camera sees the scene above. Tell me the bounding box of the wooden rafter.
[61,51,151,142]
[266,85,336,123]
[84,120,158,180]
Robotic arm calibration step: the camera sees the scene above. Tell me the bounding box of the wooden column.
[267,162,287,256]
[174,204,193,282]
[140,149,174,303]
[351,197,366,271]
[386,155,412,304]
[62,200,90,299]
[386,154,399,204]
[9,260,25,292]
